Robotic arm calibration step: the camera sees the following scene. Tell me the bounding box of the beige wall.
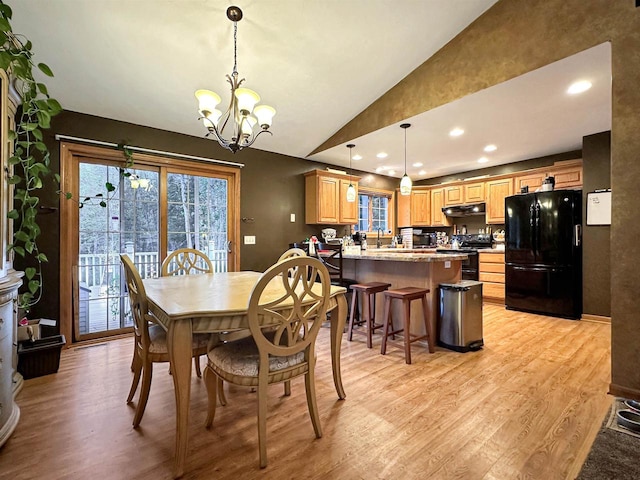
[316,0,639,399]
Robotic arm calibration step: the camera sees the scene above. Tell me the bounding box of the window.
[357,187,394,234]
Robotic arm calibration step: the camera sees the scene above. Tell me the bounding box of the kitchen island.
[342,249,467,349]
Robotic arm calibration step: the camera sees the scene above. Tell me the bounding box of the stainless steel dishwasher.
[438,280,484,352]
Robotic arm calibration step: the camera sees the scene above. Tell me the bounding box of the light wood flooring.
[0,304,612,479]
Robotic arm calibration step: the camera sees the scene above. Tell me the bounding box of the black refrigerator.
[505,190,582,319]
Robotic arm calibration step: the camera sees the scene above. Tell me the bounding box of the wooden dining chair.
[120,254,211,427]
[161,247,214,276]
[203,256,331,468]
[160,248,215,378]
[278,247,307,262]
[316,242,357,288]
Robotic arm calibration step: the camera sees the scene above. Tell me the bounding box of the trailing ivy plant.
[0,1,62,309]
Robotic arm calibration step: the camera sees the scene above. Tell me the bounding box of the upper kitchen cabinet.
[305,170,360,225]
[443,185,463,206]
[513,171,546,192]
[464,182,485,203]
[548,162,582,189]
[485,177,513,224]
[430,187,451,227]
[397,190,411,228]
[410,189,431,226]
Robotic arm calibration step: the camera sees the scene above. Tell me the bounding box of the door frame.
[59,142,241,343]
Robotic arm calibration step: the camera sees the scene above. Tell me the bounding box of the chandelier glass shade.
[400,123,413,195]
[195,6,275,153]
[346,144,356,203]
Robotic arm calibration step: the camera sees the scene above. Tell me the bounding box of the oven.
[437,249,479,280]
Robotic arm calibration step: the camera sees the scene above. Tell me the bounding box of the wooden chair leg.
[257,379,269,468]
[347,289,358,341]
[284,380,291,396]
[364,292,373,349]
[304,366,323,439]
[204,367,218,427]
[403,299,412,364]
[194,355,202,378]
[127,353,142,404]
[217,377,227,406]
[133,361,153,428]
[421,295,434,353]
[381,296,392,355]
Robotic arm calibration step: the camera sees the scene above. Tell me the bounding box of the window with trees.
[357,187,394,234]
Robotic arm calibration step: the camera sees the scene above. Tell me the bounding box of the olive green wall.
[315,0,640,399]
[582,131,611,317]
[27,111,396,322]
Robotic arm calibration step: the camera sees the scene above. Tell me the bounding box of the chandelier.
[195,6,275,153]
[399,123,413,195]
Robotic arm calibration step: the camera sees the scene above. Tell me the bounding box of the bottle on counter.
[361,233,367,250]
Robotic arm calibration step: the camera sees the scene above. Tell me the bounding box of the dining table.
[142,271,348,478]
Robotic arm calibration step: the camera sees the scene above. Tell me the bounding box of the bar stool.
[380,287,434,364]
[348,282,392,348]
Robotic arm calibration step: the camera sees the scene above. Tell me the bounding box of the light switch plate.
[444,260,451,269]
[244,235,256,245]
[290,213,296,222]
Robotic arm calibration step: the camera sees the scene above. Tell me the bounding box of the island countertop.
[341,250,468,262]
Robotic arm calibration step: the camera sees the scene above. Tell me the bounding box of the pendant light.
[346,144,356,202]
[399,123,413,195]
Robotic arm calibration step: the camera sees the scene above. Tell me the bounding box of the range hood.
[442,203,486,217]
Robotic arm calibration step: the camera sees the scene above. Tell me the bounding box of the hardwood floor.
[0,304,611,479]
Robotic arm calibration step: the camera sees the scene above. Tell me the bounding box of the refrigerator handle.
[534,201,541,255]
[574,224,581,247]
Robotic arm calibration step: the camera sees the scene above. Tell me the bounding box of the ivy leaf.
[25,267,36,280]
[7,209,18,219]
[32,129,43,141]
[54,173,61,183]
[0,18,11,32]
[47,98,63,114]
[0,3,13,19]
[37,253,48,262]
[36,83,49,96]
[28,280,40,294]
[14,231,29,242]
[105,182,116,192]
[8,175,21,184]
[65,192,73,200]
[13,246,25,257]
[37,62,54,77]
[23,122,39,131]
[99,201,107,207]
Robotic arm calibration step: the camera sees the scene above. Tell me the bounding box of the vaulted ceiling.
[10,1,610,180]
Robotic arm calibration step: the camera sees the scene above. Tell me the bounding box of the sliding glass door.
[60,143,240,342]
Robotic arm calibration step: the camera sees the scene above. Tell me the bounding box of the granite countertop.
[342,250,468,262]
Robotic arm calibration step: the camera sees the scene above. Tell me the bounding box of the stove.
[436,234,492,280]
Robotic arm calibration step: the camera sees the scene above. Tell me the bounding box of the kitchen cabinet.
[485,178,513,224]
[444,185,463,206]
[479,252,505,303]
[305,170,360,225]
[513,172,546,192]
[464,182,485,203]
[410,189,431,226]
[430,187,450,227]
[548,164,582,189]
[397,190,411,228]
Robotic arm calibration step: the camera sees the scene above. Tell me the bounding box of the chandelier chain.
[233,21,238,76]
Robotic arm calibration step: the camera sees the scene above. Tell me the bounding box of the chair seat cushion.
[148,324,210,355]
[208,335,306,378]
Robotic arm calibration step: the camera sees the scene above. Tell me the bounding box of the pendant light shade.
[400,123,412,195]
[346,144,356,202]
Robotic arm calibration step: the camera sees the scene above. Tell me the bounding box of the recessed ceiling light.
[477,157,489,164]
[449,127,464,137]
[419,170,426,175]
[376,152,388,159]
[483,144,497,152]
[388,169,396,175]
[375,167,384,173]
[567,80,592,95]
[412,162,423,167]
[352,154,362,160]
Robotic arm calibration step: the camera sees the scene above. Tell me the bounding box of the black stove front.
[437,234,492,281]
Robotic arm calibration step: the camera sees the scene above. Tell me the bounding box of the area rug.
[577,398,640,479]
